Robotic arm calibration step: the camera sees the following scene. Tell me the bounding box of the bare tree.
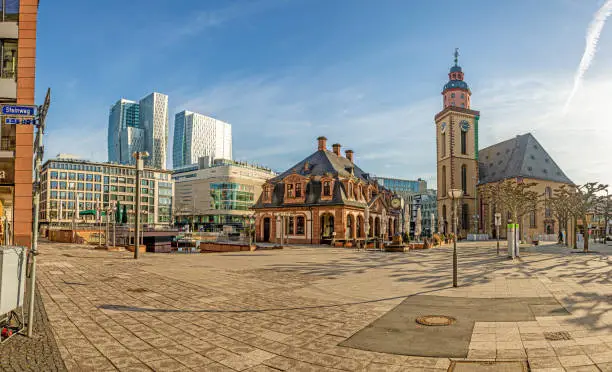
[557,183,608,252]
[550,185,572,245]
[479,179,539,253]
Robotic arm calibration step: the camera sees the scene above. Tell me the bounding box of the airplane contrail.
[563,0,612,114]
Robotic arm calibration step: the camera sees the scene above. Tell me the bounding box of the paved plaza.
[26,240,612,371]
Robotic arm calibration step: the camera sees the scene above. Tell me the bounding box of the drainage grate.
[449,360,528,372]
[415,315,456,326]
[544,331,572,341]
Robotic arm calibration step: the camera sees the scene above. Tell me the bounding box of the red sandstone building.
[0,1,38,247]
[252,137,399,245]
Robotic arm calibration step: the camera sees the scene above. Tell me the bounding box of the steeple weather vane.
[454,48,459,66]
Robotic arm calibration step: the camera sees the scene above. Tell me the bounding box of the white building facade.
[172,158,274,228]
[173,110,232,169]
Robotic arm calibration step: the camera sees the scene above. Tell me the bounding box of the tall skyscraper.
[173,110,232,169]
[108,99,140,164]
[107,92,169,169]
[139,92,169,170]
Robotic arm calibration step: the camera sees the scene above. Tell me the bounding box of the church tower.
[435,49,480,236]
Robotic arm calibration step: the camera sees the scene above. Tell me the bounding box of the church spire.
[441,48,471,109]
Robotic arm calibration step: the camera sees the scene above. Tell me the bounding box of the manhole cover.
[544,331,572,341]
[415,315,456,326]
[449,360,528,372]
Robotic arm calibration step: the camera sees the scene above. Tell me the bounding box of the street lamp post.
[494,212,501,256]
[111,200,116,248]
[448,189,464,288]
[132,151,149,259]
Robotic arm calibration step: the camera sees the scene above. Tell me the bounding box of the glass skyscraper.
[107,92,169,169]
[172,110,232,169]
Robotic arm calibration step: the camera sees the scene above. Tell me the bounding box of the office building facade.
[39,155,174,227]
[172,158,275,228]
[173,110,232,169]
[107,92,169,169]
[0,1,39,246]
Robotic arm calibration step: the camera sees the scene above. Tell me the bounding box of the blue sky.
[37,0,612,187]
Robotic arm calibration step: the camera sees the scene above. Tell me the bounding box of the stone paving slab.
[0,286,66,372]
[32,241,612,371]
[340,295,568,357]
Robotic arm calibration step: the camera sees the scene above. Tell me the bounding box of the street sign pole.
[27,88,50,338]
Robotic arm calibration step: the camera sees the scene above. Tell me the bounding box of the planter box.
[344,242,353,248]
[334,242,344,247]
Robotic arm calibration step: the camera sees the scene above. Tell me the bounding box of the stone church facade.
[435,51,574,241]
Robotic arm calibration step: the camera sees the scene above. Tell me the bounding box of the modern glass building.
[108,99,140,164]
[376,177,426,195]
[140,92,169,170]
[173,110,232,169]
[39,155,174,227]
[107,92,169,169]
[172,158,275,229]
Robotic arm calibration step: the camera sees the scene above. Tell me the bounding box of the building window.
[461,130,467,154]
[323,181,331,196]
[295,183,302,198]
[296,216,305,235]
[530,211,536,228]
[68,173,76,180]
[78,173,84,181]
[441,166,447,197]
[462,204,469,230]
[50,171,58,179]
[59,172,67,180]
[288,216,294,234]
[441,132,446,157]
[287,184,294,198]
[461,165,467,194]
[451,93,455,98]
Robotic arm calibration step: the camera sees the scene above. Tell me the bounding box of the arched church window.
[461,165,467,194]
[441,166,447,196]
[461,130,467,154]
[441,133,446,156]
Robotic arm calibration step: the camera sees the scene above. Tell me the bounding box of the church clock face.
[460,120,470,132]
[391,197,402,209]
[440,122,447,133]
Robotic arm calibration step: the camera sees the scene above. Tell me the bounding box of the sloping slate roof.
[253,149,375,209]
[478,133,573,185]
[271,149,373,182]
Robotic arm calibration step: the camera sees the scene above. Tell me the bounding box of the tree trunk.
[583,214,589,253]
[573,216,578,249]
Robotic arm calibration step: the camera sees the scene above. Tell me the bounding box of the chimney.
[345,149,354,163]
[317,136,327,151]
[332,143,341,156]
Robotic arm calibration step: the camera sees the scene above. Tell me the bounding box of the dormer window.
[287,184,294,198]
[295,183,302,198]
[263,186,271,202]
[323,181,331,196]
[348,182,353,199]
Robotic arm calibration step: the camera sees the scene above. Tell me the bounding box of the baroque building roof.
[252,142,389,209]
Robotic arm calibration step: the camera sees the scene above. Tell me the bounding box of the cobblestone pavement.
[0,286,66,372]
[35,241,611,371]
